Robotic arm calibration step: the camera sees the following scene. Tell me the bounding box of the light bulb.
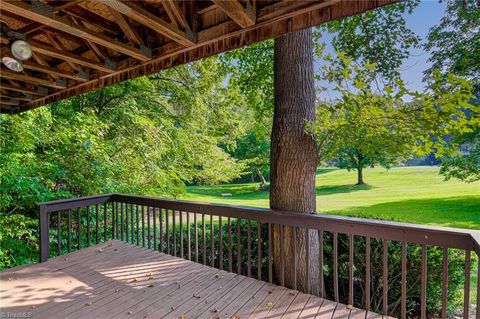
[2,56,23,72]
[11,40,32,61]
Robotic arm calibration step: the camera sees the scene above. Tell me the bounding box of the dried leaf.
[85,302,93,306]
[127,311,133,315]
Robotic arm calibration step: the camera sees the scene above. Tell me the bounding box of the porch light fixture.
[1,22,33,72]
[10,39,33,61]
[2,55,23,72]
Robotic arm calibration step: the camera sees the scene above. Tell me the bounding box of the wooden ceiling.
[0,0,396,114]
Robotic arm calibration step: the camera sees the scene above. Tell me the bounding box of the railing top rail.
[38,193,479,252]
[37,194,113,212]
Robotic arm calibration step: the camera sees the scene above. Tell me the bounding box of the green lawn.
[182,166,480,230]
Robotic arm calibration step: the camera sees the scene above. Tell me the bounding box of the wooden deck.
[1,240,385,319]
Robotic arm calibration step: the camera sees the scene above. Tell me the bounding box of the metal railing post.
[39,204,49,262]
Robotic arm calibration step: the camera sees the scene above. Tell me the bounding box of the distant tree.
[424,0,480,182]
[310,57,417,185]
[310,57,479,185]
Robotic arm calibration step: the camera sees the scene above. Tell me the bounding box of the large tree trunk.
[357,166,364,185]
[270,28,320,294]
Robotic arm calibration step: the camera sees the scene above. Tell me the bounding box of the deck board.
[0,240,387,319]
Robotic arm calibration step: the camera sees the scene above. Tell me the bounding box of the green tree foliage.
[315,0,420,82]
[0,57,247,225]
[221,41,274,184]
[310,57,417,184]
[310,57,479,185]
[425,0,480,182]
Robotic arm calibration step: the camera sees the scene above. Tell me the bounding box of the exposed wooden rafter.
[1,70,67,89]
[0,0,398,113]
[107,7,144,46]
[1,0,151,62]
[160,0,192,32]
[29,39,115,74]
[0,83,48,96]
[212,0,256,28]
[100,0,196,47]
[23,61,88,82]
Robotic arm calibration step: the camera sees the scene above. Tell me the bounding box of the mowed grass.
[182,166,480,230]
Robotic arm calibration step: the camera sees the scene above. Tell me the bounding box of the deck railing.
[38,194,480,319]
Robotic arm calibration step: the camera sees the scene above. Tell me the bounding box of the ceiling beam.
[0,98,20,106]
[107,7,144,46]
[160,0,191,31]
[0,83,48,96]
[23,61,89,82]
[100,0,196,47]
[0,94,33,102]
[29,39,115,74]
[212,0,256,28]
[1,70,67,89]
[1,0,151,62]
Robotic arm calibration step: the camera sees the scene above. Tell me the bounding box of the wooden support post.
[39,204,49,262]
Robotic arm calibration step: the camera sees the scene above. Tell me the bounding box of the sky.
[317,0,448,99]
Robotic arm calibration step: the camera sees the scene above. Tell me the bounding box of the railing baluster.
[319,229,324,298]
[57,211,61,256]
[280,225,285,287]
[210,214,214,267]
[247,219,251,277]
[305,228,310,293]
[131,204,135,243]
[219,216,223,270]
[383,239,388,315]
[95,204,99,244]
[476,259,480,319]
[67,209,71,253]
[421,244,427,319]
[126,203,129,242]
[237,218,242,274]
[180,210,184,258]
[112,202,119,239]
[166,209,170,254]
[187,212,191,260]
[202,213,206,265]
[228,217,232,272]
[464,250,470,319]
[118,203,122,241]
[333,232,338,302]
[257,222,262,281]
[194,213,198,262]
[173,210,176,256]
[365,236,371,311]
[136,205,139,246]
[142,205,145,247]
[104,203,107,242]
[401,242,407,319]
[160,208,164,252]
[153,207,157,250]
[77,208,81,249]
[292,226,297,290]
[348,234,354,306]
[86,206,90,247]
[268,223,272,283]
[147,206,151,249]
[442,248,448,319]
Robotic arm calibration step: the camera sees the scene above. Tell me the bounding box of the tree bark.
[270,28,320,294]
[357,166,364,185]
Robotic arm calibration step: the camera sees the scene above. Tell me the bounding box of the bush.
[0,214,39,269]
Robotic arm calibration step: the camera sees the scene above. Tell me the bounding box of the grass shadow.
[325,196,480,230]
[315,184,374,196]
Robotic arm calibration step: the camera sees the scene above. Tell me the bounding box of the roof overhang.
[0,0,397,114]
